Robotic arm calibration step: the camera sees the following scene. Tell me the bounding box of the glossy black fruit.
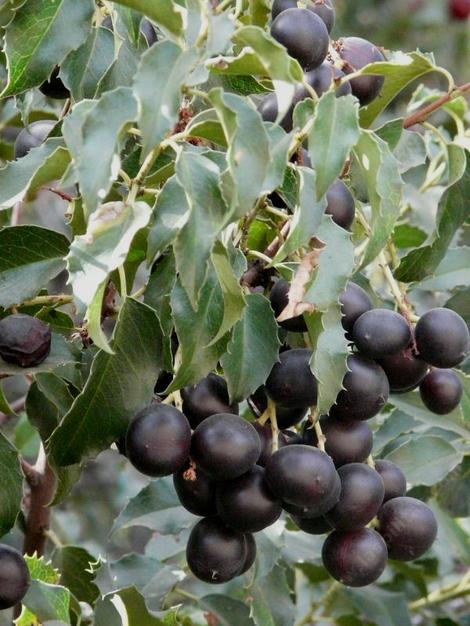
[271,9,329,70]
[340,282,373,338]
[216,466,282,533]
[191,414,261,480]
[419,369,463,415]
[291,514,332,534]
[186,517,247,583]
[173,463,217,517]
[253,423,287,466]
[377,348,428,393]
[272,0,335,32]
[257,86,306,132]
[322,528,387,587]
[0,314,51,368]
[0,544,30,610]
[238,534,257,575]
[305,62,352,98]
[126,404,191,477]
[269,279,307,332]
[265,349,318,408]
[181,373,238,429]
[329,354,389,421]
[352,309,411,359]
[266,444,340,511]
[375,460,407,503]
[337,37,386,105]
[415,308,470,368]
[282,429,303,445]
[325,180,356,231]
[39,67,70,99]
[378,497,437,561]
[326,463,384,530]
[304,416,373,466]
[14,120,55,159]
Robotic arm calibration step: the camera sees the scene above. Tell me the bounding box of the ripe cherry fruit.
[336,37,386,105]
[291,514,332,535]
[271,8,329,70]
[352,309,411,359]
[325,180,356,231]
[173,463,217,517]
[375,459,407,503]
[271,0,335,33]
[181,373,238,429]
[0,544,30,610]
[304,416,373,467]
[415,308,470,368]
[304,62,352,98]
[339,282,373,338]
[419,369,463,415]
[377,348,428,393]
[265,348,318,408]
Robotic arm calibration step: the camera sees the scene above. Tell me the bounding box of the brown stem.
[403,82,470,129]
[241,221,291,289]
[44,187,74,202]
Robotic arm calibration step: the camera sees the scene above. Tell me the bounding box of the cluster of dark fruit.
[0,314,52,368]
[0,544,30,610]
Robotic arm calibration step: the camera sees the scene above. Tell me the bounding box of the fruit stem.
[409,568,470,611]
[268,399,279,452]
[310,407,326,452]
[172,587,200,602]
[366,454,375,469]
[118,265,128,300]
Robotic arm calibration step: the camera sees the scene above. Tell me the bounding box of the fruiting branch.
[403,82,470,129]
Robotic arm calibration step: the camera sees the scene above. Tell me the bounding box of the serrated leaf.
[395,156,469,282]
[435,457,470,518]
[2,0,94,97]
[250,565,295,626]
[0,432,23,537]
[62,87,138,215]
[308,92,360,200]
[67,201,151,314]
[353,130,403,268]
[0,225,69,308]
[135,41,199,158]
[221,293,280,403]
[61,26,115,101]
[48,298,164,466]
[345,588,412,626]
[414,247,470,292]
[52,546,99,605]
[201,595,256,626]
[110,0,184,37]
[19,580,71,625]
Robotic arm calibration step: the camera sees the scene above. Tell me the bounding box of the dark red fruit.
[291,514,332,534]
[271,9,329,70]
[377,348,428,393]
[415,308,470,368]
[329,354,389,421]
[378,497,437,561]
[352,309,411,359]
[325,180,356,231]
[181,373,238,429]
[191,414,261,480]
[375,460,407,503]
[238,534,257,575]
[340,282,373,338]
[305,62,352,98]
[272,0,335,33]
[14,120,55,159]
[186,517,247,584]
[419,369,463,415]
[266,444,340,512]
[269,279,307,332]
[304,416,373,466]
[449,0,470,20]
[173,463,217,517]
[337,37,386,105]
[0,314,51,368]
[125,404,191,477]
[39,67,70,99]
[322,528,387,587]
[216,466,282,533]
[253,423,287,466]
[265,349,318,408]
[0,544,30,610]
[325,463,384,530]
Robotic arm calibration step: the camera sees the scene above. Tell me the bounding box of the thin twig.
[403,82,470,129]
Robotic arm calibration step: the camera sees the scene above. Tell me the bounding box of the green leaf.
[2,0,94,97]
[372,410,418,454]
[110,0,184,37]
[435,456,470,518]
[52,546,99,605]
[62,87,138,215]
[414,247,470,292]
[221,293,280,403]
[353,130,403,269]
[61,26,115,101]
[250,565,295,626]
[0,381,17,417]
[67,201,152,314]
[392,224,427,249]
[359,52,443,128]
[395,157,470,282]
[345,588,412,626]
[0,432,22,537]
[308,92,360,200]
[84,280,113,354]
[201,595,256,626]
[135,41,199,158]
[36,372,74,418]
[173,151,227,306]
[385,435,463,486]
[0,225,69,308]
[48,298,164,466]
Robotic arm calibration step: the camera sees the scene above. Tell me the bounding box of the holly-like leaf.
[0,225,69,308]
[353,130,403,269]
[52,546,99,605]
[67,201,152,315]
[62,87,138,215]
[48,298,164,466]
[414,247,470,292]
[0,432,22,537]
[201,595,256,626]
[221,293,280,403]
[110,0,184,37]
[345,587,412,626]
[1,0,94,97]
[308,92,360,200]
[395,156,470,282]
